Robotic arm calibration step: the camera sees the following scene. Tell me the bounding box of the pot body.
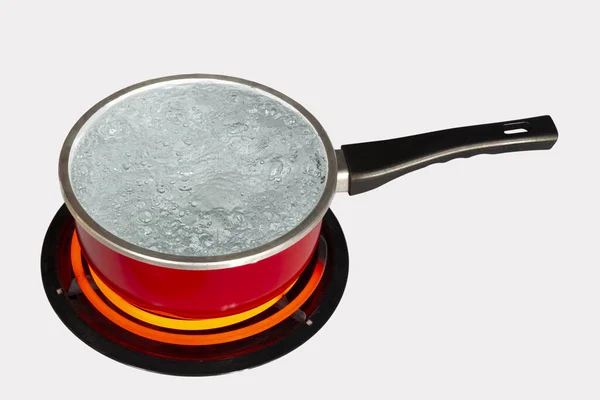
[75,221,322,319]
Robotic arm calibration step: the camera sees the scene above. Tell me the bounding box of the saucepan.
[59,74,558,319]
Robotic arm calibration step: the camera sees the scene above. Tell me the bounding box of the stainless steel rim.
[59,74,338,271]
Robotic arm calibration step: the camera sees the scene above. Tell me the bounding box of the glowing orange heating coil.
[71,232,324,345]
[88,265,296,330]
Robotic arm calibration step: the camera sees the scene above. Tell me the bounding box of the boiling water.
[69,79,328,257]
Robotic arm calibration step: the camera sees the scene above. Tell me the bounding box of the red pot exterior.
[75,222,322,319]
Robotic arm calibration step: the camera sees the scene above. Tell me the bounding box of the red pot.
[75,221,322,318]
[59,74,558,320]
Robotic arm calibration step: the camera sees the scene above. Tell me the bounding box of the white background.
[1,1,599,399]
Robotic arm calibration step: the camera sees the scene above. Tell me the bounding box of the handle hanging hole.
[504,128,528,135]
[503,121,530,135]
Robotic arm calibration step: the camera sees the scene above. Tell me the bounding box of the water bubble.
[179,170,192,182]
[138,210,153,224]
[230,211,244,224]
[198,233,214,247]
[197,215,212,228]
[98,122,118,137]
[269,160,284,180]
[227,123,248,135]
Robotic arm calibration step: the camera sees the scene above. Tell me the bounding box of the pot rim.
[59,74,337,271]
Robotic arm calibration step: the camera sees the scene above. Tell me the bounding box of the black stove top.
[41,205,349,376]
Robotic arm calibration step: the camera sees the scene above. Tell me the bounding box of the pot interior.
[65,76,334,259]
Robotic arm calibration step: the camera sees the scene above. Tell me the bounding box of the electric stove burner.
[41,205,349,376]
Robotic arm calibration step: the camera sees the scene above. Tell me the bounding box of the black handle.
[339,115,558,195]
